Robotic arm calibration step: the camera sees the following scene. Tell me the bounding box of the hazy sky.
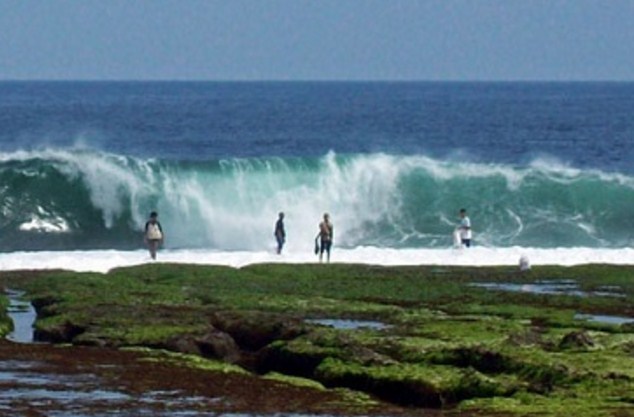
[1,0,633,81]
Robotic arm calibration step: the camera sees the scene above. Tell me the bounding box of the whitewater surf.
[2,148,634,253]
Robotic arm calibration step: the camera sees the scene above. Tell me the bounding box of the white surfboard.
[453,229,462,248]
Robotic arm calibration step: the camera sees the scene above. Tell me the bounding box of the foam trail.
[1,247,634,273]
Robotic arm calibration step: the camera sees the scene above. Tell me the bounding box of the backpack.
[147,223,163,240]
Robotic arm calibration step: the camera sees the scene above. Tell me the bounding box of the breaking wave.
[1,148,634,252]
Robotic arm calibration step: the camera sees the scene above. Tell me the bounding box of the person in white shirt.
[458,208,472,248]
[144,211,164,260]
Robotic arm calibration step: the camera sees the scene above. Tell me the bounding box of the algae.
[0,293,12,337]
[263,372,327,390]
[134,348,250,375]
[3,263,634,415]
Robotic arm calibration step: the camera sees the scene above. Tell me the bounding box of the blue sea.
[1,81,634,270]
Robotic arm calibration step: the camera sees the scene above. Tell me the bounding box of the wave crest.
[0,148,633,251]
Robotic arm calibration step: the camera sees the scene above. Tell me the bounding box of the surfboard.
[453,229,462,248]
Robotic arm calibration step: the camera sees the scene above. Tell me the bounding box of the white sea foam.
[18,206,70,233]
[18,218,70,233]
[0,247,633,274]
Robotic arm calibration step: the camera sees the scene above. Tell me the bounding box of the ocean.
[1,81,634,271]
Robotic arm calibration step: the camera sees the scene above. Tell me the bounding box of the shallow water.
[5,290,37,343]
[470,280,624,298]
[0,359,227,417]
[306,318,390,330]
[574,313,634,325]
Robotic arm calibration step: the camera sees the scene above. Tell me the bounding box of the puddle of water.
[470,280,624,298]
[306,318,390,330]
[0,370,59,385]
[4,290,37,343]
[0,388,131,402]
[0,358,232,417]
[1,355,347,417]
[0,360,43,370]
[598,285,622,291]
[575,313,634,325]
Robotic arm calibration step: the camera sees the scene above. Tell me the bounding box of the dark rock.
[559,331,595,350]
[34,322,86,343]
[428,346,510,374]
[31,297,59,317]
[162,328,242,363]
[210,311,306,351]
[506,327,544,347]
[348,346,397,366]
[163,335,201,355]
[196,329,241,363]
[317,369,443,408]
[257,343,325,377]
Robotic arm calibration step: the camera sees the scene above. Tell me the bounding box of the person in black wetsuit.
[274,212,286,254]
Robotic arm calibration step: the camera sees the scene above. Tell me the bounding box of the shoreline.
[1,246,634,273]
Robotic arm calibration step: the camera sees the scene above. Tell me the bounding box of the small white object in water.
[519,255,531,271]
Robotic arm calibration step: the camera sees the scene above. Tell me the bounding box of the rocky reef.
[2,263,634,416]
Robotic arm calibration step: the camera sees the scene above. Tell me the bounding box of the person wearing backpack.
[144,211,164,260]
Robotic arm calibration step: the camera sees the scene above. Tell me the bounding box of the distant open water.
[1,81,634,269]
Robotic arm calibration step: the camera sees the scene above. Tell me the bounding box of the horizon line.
[0,78,634,84]
[1,78,633,84]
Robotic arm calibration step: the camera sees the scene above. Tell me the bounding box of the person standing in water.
[274,212,286,254]
[144,211,164,260]
[316,213,334,263]
[457,208,472,248]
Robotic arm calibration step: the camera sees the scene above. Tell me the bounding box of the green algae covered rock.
[315,358,514,407]
[3,263,634,415]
